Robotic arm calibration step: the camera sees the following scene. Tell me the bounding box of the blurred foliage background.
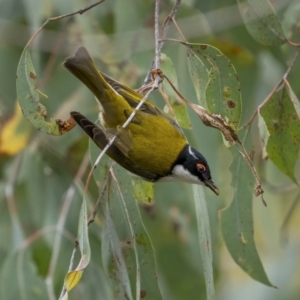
[1,0,300,299]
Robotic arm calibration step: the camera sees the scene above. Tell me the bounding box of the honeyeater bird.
[63,47,219,195]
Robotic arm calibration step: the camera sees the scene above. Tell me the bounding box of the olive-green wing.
[101,72,182,133]
[70,111,159,181]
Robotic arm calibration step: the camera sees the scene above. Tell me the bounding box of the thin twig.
[143,0,182,84]
[170,16,186,41]
[243,47,300,128]
[236,143,266,206]
[37,19,73,89]
[158,86,180,127]
[87,171,112,225]
[24,1,105,50]
[154,0,161,70]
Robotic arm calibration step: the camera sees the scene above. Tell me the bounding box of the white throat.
[157,165,203,185]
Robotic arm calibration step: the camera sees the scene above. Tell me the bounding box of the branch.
[25,1,105,49]
[143,0,182,84]
[243,47,300,128]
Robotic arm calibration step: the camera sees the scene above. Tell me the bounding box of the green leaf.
[16,47,66,135]
[171,103,192,129]
[257,113,270,159]
[133,179,154,204]
[161,53,192,129]
[282,0,300,41]
[237,0,286,46]
[187,48,209,107]
[193,185,215,300]
[0,250,48,300]
[63,193,91,296]
[220,127,275,287]
[89,139,163,299]
[77,196,91,269]
[185,43,242,131]
[102,200,134,300]
[260,86,300,183]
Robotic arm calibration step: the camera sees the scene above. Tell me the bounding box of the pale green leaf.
[185,43,242,131]
[220,128,275,286]
[102,201,134,300]
[16,48,67,135]
[258,114,270,159]
[77,196,91,268]
[0,250,48,300]
[193,185,215,300]
[282,0,300,41]
[89,139,163,299]
[187,48,209,107]
[260,86,300,183]
[237,0,286,46]
[133,179,154,204]
[161,53,192,129]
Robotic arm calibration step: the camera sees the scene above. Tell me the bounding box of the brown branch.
[25,1,105,50]
[143,0,182,85]
[243,47,300,128]
[87,171,112,225]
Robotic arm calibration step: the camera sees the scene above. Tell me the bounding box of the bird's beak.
[203,179,220,195]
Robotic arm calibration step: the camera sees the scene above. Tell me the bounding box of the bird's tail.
[63,47,113,104]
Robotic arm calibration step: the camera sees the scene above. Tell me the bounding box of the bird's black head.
[172,145,219,195]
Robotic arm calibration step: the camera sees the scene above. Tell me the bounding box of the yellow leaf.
[64,270,83,292]
[0,103,31,155]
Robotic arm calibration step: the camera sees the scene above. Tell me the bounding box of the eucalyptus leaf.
[260,86,300,183]
[193,185,215,300]
[133,179,154,204]
[0,250,48,300]
[161,53,192,129]
[16,48,66,135]
[220,127,275,287]
[77,196,91,268]
[184,43,242,131]
[237,0,286,46]
[102,200,134,300]
[89,139,163,300]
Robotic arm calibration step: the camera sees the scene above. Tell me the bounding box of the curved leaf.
[16,48,73,135]
[220,127,275,287]
[63,195,91,296]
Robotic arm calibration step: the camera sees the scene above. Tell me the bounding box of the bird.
[63,46,219,195]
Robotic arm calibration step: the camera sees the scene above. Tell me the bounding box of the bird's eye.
[197,163,206,172]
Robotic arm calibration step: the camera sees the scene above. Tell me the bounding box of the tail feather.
[63,47,112,102]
